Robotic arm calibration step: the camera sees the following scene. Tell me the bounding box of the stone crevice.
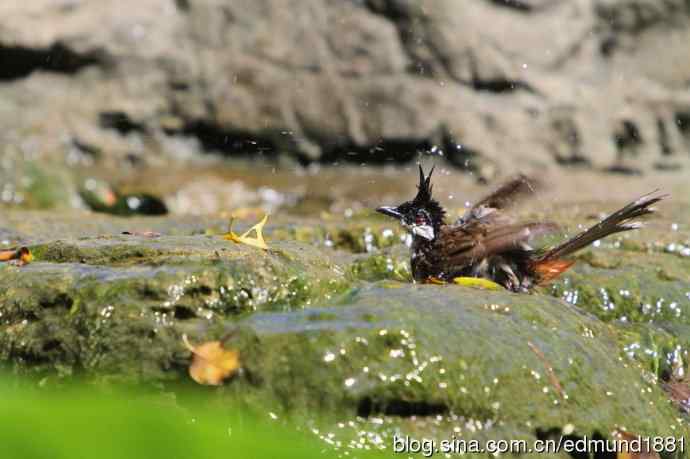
[0,42,106,82]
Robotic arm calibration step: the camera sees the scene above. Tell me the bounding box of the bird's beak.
[376,206,403,220]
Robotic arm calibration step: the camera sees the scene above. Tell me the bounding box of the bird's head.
[376,165,446,241]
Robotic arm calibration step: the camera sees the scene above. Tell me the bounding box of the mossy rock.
[0,236,351,380]
[221,282,685,451]
[1,211,689,457]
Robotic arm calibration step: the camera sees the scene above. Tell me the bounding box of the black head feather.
[411,165,446,227]
[413,165,434,206]
[376,165,447,235]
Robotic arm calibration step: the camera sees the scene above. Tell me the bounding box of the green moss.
[214,283,686,441]
[18,162,72,209]
[306,312,339,322]
[573,250,622,269]
[619,239,647,253]
[271,222,405,253]
[657,267,683,282]
[31,240,167,265]
[347,254,411,282]
[0,237,354,379]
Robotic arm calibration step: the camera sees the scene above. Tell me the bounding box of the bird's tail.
[529,190,666,283]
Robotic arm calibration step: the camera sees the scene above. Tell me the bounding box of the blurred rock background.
[0,0,689,210]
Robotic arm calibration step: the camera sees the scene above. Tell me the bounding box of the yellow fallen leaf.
[452,276,503,290]
[20,248,33,265]
[222,214,269,250]
[182,334,240,386]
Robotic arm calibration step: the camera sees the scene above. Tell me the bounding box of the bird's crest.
[413,165,445,224]
[413,165,434,205]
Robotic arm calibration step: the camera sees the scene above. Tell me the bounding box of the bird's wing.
[472,174,542,211]
[457,174,542,226]
[436,222,560,267]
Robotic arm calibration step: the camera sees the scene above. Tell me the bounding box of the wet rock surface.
[1,195,689,452]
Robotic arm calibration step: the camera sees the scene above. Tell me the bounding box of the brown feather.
[531,259,575,283]
[471,174,542,211]
[435,222,559,268]
[535,190,666,263]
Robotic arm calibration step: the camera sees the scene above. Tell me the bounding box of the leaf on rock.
[182,334,240,386]
[0,247,33,266]
[222,214,269,250]
[613,430,661,459]
[453,276,503,290]
[0,249,16,262]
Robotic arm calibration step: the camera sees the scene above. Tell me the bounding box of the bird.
[376,166,666,292]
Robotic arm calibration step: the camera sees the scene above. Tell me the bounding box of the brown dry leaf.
[614,431,661,459]
[0,247,33,266]
[222,214,269,250]
[182,334,240,386]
